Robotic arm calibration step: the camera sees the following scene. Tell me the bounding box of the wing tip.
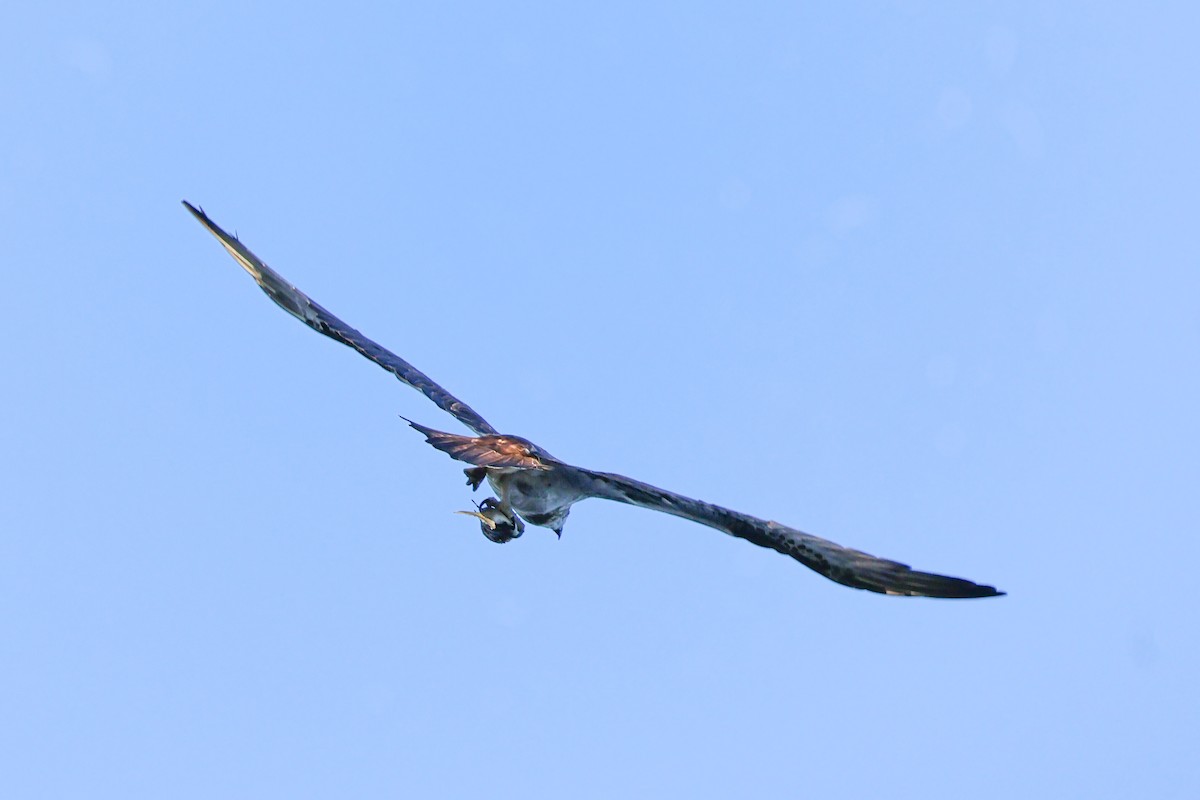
[934,574,1005,599]
[894,576,1005,599]
[943,585,1005,600]
[181,199,236,243]
[398,414,436,436]
[181,199,210,224]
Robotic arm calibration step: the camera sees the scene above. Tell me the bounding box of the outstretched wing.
[182,201,498,436]
[394,419,1003,598]
[577,469,1002,598]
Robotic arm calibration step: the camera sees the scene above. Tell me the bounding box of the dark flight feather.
[182,201,497,437]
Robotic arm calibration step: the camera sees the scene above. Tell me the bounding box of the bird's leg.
[484,476,525,535]
[464,467,487,491]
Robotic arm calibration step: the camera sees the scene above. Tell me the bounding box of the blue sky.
[2,2,1198,797]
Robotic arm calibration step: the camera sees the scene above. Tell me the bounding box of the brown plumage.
[402,418,554,471]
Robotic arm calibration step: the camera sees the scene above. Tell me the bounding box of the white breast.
[490,468,588,516]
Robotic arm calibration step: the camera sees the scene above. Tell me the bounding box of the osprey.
[183,201,1002,599]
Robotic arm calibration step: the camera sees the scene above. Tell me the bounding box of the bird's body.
[492,468,582,532]
[183,201,1003,599]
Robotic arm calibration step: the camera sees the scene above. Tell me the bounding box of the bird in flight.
[183,201,1002,599]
